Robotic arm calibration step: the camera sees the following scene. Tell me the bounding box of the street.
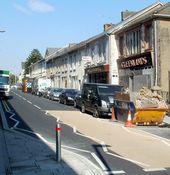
[1,89,170,175]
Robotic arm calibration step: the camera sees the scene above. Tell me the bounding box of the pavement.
[0,121,104,175]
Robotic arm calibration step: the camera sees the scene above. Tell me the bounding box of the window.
[145,24,152,50]
[119,35,124,55]
[126,29,141,55]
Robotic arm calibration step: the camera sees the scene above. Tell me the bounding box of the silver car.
[49,88,63,101]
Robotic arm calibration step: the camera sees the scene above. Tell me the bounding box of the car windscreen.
[66,90,77,95]
[97,85,123,95]
[54,88,63,92]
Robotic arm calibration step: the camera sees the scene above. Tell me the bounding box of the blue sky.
[0,0,169,75]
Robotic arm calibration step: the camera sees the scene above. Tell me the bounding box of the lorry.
[0,70,10,98]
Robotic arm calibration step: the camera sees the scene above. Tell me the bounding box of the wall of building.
[158,20,170,92]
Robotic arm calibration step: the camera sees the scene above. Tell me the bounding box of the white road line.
[105,170,125,175]
[91,152,108,171]
[45,111,49,115]
[33,105,41,110]
[62,145,91,153]
[22,97,26,100]
[2,100,10,112]
[0,101,9,129]
[106,152,150,167]
[143,168,166,172]
[101,141,108,152]
[27,100,32,104]
[122,126,170,147]
[35,133,49,144]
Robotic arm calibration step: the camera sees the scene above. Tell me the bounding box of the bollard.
[56,123,61,162]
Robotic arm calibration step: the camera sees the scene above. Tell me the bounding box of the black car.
[81,83,124,118]
[74,91,82,109]
[59,89,78,105]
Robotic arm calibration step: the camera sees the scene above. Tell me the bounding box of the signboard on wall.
[117,52,152,70]
[82,56,92,62]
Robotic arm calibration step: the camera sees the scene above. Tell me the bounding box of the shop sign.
[85,64,109,74]
[82,56,92,62]
[117,52,152,69]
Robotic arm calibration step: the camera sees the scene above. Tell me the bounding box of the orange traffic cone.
[125,110,134,127]
[111,107,117,122]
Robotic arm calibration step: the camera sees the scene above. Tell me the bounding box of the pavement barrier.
[56,123,61,162]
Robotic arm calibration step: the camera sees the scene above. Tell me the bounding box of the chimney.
[121,10,136,21]
[103,23,113,31]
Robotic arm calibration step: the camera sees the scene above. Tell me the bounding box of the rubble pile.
[135,87,168,109]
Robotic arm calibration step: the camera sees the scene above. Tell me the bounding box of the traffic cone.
[125,110,134,127]
[111,107,117,122]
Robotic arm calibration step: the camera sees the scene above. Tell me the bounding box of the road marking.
[105,170,125,175]
[62,145,91,153]
[27,100,32,104]
[2,100,10,112]
[143,168,166,172]
[45,111,49,115]
[101,141,108,152]
[91,152,108,171]
[122,126,170,147]
[22,97,26,100]
[0,101,9,129]
[33,105,41,110]
[106,151,150,167]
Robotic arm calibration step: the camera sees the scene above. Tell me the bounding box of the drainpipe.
[154,20,158,87]
[106,33,111,84]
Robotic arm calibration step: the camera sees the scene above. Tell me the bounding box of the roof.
[45,2,165,61]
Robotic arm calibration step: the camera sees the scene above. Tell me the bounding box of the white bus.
[0,70,10,98]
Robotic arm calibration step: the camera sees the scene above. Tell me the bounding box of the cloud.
[28,0,55,13]
[14,3,31,15]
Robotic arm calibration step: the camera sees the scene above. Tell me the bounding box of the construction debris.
[135,87,168,109]
[133,87,169,125]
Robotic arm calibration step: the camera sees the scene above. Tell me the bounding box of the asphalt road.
[1,89,170,175]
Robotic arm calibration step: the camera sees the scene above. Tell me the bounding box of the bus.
[0,70,10,98]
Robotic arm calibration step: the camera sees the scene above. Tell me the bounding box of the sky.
[0,0,169,75]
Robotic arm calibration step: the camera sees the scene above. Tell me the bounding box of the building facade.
[109,2,170,102]
[45,31,119,90]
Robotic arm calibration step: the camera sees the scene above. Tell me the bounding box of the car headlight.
[68,97,73,100]
[101,100,107,107]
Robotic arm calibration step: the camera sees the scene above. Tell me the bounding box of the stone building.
[112,2,170,102]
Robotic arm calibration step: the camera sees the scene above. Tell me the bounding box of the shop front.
[85,64,109,84]
[117,52,154,93]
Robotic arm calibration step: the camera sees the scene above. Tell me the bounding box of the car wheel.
[74,101,77,108]
[59,98,61,103]
[81,104,85,113]
[64,99,67,105]
[93,107,100,118]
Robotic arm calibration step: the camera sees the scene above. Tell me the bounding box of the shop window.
[145,24,152,50]
[126,29,141,55]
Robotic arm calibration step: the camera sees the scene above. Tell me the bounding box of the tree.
[24,49,43,75]
[9,74,18,85]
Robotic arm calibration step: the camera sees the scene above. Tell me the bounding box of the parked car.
[43,87,52,98]
[74,90,82,109]
[81,83,124,118]
[59,89,78,105]
[49,88,63,100]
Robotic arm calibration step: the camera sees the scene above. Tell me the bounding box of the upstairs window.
[145,24,152,50]
[126,29,141,55]
[119,35,124,56]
